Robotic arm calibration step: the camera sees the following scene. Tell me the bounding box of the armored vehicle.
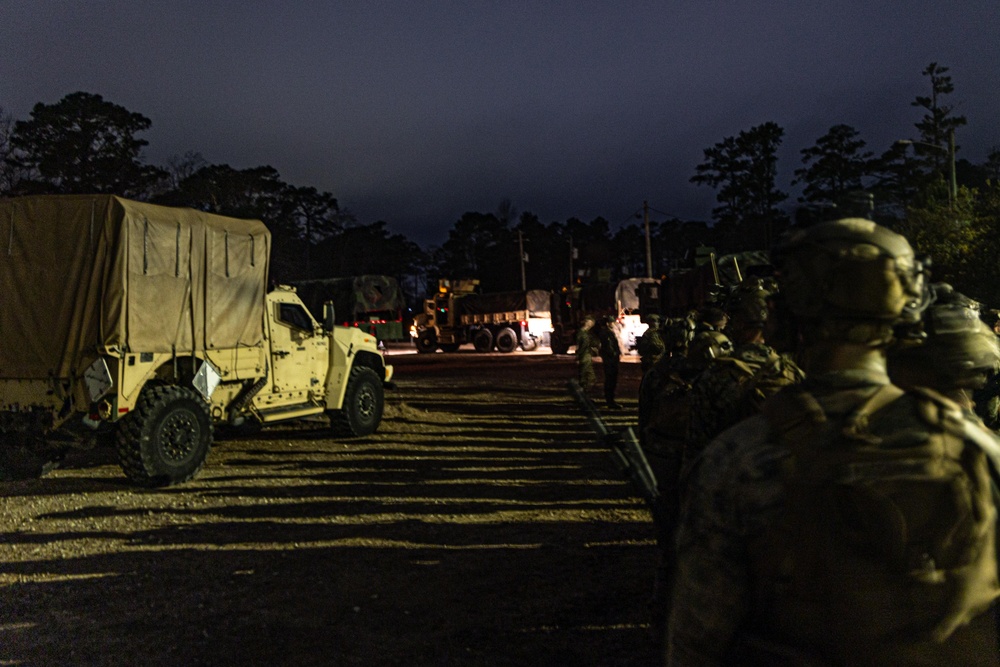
[0,195,392,486]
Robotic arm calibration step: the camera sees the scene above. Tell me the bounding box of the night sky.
[3,1,999,246]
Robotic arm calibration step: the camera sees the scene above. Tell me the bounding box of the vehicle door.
[266,297,329,395]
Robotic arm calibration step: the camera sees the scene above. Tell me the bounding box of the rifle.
[567,379,659,505]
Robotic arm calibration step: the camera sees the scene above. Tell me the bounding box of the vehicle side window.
[278,303,315,332]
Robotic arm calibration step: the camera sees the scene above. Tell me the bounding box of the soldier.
[694,305,728,333]
[974,307,1000,429]
[661,316,694,360]
[637,314,667,374]
[888,283,1000,413]
[639,330,733,650]
[575,315,597,390]
[639,330,735,544]
[665,219,1000,665]
[684,278,805,470]
[597,315,623,409]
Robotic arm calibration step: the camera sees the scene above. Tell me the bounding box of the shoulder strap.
[763,383,906,459]
[762,386,827,448]
[715,355,758,380]
[840,384,905,442]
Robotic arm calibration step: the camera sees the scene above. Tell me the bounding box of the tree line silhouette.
[3,62,1000,307]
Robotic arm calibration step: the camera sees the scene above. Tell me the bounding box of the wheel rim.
[159,409,201,461]
[357,385,376,421]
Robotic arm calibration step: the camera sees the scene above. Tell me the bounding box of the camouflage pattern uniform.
[638,331,732,651]
[637,315,667,374]
[685,277,805,469]
[685,341,804,470]
[668,370,1000,665]
[890,283,1000,414]
[638,353,704,544]
[665,219,1000,665]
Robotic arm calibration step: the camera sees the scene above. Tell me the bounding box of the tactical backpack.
[685,348,804,467]
[747,384,1000,665]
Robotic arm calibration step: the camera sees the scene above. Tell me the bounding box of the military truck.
[647,250,773,316]
[0,195,392,486]
[411,279,552,353]
[292,275,408,342]
[549,278,657,354]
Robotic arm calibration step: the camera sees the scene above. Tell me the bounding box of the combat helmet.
[773,218,928,346]
[889,283,1000,390]
[663,317,694,353]
[724,277,772,343]
[687,330,733,369]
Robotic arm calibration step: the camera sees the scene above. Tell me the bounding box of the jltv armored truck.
[0,195,392,486]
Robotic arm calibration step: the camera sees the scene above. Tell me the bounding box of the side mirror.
[323,301,336,333]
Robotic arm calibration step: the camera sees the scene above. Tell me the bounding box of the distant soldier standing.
[637,314,667,374]
[575,315,597,390]
[666,218,1000,665]
[597,315,623,409]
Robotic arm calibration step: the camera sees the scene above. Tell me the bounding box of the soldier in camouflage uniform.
[661,316,694,360]
[575,315,597,390]
[639,330,735,544]
[638,330,733,651]
[684,278,805,471]
[665,219,1000,665]
[637,314,667,374]
[597,315,623,409]
[888,283,1000,413]
[973,308,1000,429]
[694,305,728,333]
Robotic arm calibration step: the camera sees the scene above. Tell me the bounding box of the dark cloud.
[3,1,998,247]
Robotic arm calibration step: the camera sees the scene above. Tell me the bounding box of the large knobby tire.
[415,333,437,354]
[116,385,213,487]
[550,326,570,355]
[473,329,494,353]
[495,327,519,353]
[329,366,384,437]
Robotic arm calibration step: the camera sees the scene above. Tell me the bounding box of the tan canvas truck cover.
[456,289,551,318]
[0,195,270,381]
[615,278,658,313]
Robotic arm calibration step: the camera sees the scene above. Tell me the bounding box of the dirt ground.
[0,348,657,666]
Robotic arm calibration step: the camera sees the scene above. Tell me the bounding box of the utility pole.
[518,229,527,291]
[643,200,653,279]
